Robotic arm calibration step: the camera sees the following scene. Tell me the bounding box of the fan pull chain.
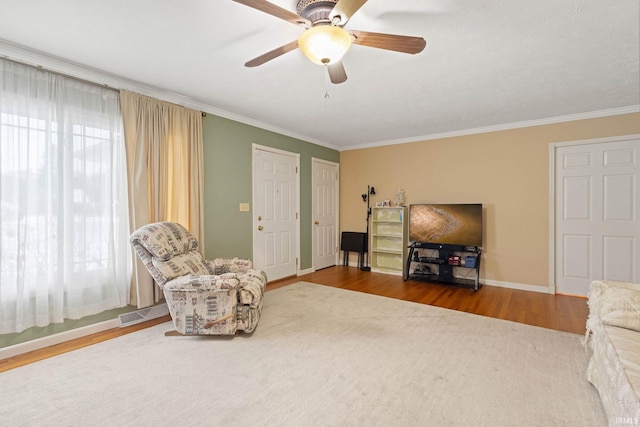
[323,65,331,106]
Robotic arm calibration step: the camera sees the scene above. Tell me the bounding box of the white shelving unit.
[370,206,408,275]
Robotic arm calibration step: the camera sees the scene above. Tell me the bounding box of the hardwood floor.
[270,266,589,335]
[0,266,588,373]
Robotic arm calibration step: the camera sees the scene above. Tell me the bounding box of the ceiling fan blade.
[350,30,426,54]
[245,40,299,67]
[327,61,348,84]
[329,0,368,26]
[233,0,310,27]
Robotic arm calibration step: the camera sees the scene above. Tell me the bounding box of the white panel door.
[253,146,299,281]
[312,158,339,270]
[555,137,640,295]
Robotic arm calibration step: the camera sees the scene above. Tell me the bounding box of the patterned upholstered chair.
[130,222,267,335]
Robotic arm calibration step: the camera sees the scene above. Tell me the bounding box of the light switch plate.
[239,203,250,212]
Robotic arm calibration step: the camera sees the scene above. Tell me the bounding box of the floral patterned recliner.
[130,222,267,335]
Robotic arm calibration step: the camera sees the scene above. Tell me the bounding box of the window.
[0,59,131,334]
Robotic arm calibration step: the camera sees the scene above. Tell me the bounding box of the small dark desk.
[340,232,368,268]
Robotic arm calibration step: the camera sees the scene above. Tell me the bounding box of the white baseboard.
[344,261,366,268]
[0,318,120,360]
[371,268,403,276]
[481,278,552,294]
[298,267,314,276]
[342,264,552,294]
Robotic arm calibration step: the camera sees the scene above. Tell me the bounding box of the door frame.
[311,157,340,271]
[252,143,300,278]
[548,133,640,294]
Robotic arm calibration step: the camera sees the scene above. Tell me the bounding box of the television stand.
[404,242,482,291]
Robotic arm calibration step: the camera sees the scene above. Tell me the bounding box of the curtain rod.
[1,56,208,117]
[1,56,119,92]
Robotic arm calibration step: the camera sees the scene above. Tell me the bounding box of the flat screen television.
[409,204,483,247]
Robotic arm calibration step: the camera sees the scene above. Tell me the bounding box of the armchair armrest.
[163,273,239,292]
[237,269,268,306]
[209,257,254,275]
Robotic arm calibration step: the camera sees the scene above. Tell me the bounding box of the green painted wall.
[202,115,340,270]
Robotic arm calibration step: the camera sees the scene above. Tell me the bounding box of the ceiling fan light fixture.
[298,25,352,65]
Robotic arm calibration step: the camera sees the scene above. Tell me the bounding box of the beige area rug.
[0,282,606,426]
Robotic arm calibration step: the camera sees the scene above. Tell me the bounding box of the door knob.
[258,225,264,231]
[314,220,320,225]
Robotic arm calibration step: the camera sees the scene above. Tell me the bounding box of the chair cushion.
[152,250,211,281]
[597,286,640,332]
[212,257,253,274]
[134,222,199,261]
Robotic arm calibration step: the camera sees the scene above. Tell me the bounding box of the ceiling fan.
[232,0,427,84]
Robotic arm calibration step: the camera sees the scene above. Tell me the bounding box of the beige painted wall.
[340,113,640,291]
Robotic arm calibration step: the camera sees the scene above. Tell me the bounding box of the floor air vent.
[118,304,169,327]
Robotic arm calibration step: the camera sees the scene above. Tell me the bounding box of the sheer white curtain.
[0,59,131,334]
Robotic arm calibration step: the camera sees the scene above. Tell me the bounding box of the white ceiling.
[0,0,638,150]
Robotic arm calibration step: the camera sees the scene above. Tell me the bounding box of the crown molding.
[342,105,640,151]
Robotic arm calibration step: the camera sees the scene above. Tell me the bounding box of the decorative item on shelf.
[414,265,431,275]
[360,185,375,271]
[383,200,391,207]
[394,187,406,207]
